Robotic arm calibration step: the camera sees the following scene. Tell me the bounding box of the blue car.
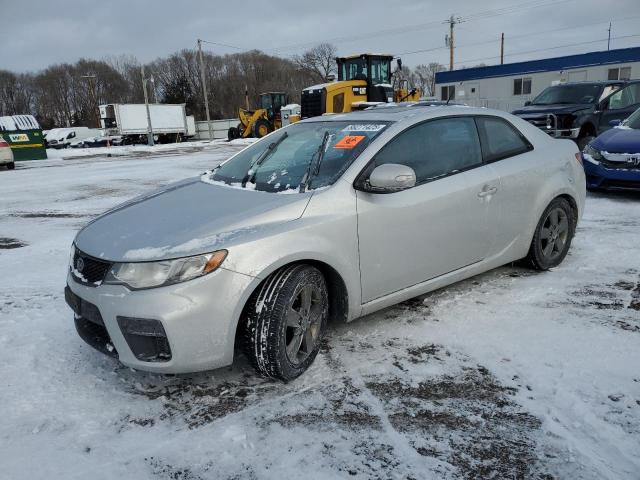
[583,107,640,191]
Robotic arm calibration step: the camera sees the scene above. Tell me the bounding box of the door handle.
[477,185,497,197]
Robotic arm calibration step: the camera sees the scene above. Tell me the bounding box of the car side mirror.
[608,119,622,127]
[365,163,416,192]
[524,101,531,106]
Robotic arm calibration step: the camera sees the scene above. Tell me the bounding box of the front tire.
[252,118,271,138]
[243,264,328,381]
[6,162,15,170]
[526,197,575,270]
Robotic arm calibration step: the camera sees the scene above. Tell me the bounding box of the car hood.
[74,177,312,262]
[511,103,592,116]
[592,127,640,153]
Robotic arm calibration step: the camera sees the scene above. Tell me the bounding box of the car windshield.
[208,121,389,193]
[622,108,640,129]
[531,84,602,105]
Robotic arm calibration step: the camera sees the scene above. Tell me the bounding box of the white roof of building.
[0,115,41,131]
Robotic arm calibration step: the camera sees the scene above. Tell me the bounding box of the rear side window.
[475,117,532,163]
[371,117,483,185]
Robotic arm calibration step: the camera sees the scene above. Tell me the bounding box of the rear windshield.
[208,121,389,193]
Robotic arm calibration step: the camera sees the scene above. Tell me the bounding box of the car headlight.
[68,244,77,273]
[582,144,603,162]
[103,250,227,290]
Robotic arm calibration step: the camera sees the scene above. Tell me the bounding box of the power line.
[453,33,640,67]
[199,39,244,50]
[397,15,640,58]
[267,0,577,54]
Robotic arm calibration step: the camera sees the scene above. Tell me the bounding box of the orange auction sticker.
[334,135,365,149]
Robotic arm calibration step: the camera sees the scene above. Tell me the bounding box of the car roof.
[300,104,496,124]
[549,80,626,87]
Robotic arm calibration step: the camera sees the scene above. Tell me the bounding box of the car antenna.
[446,88,453,105]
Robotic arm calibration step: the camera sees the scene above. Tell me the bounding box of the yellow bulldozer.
[300,54,421,118]
[228,92,292,141]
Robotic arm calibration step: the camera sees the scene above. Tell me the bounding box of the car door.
[355,116,501,303]
[474,115,542,255]
[598,82,640,131]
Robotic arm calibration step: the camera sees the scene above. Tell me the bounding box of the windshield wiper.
[241,132,288,188]
[299,131,331,193]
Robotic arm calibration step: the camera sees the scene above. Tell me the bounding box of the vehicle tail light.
[0,138,8,147]
[574,152,583,165]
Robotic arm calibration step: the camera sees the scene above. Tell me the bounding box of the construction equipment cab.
[228,92,289,140]
[300,54,421,118]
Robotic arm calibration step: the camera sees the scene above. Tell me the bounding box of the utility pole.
[607,21,612,51]
[141,64,154,146]
[197,39,213,141]
[500,33,505,65]
[80,74,100,128]
[444,15,462,71]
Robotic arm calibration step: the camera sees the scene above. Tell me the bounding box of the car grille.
[72,249,112,286]
[601,153,640,170]
[301,89,324,118]
[526,117,550,128]
[519,114,558,133]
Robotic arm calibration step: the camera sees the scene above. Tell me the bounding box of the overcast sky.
[2,0,639,73]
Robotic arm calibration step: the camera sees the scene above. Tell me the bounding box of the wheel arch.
[579,121,596,137]
[526,191,580,250]
[232,257,352,355]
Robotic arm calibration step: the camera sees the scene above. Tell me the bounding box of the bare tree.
[1,43,432,128]
[293,43,338,83]
[412,63,446,97]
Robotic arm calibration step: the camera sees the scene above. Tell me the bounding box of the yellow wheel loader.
[228,92,288,141]
[300,54,421,118]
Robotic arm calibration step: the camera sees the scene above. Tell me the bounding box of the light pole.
[141,65,154,146]
[197,39,213,141]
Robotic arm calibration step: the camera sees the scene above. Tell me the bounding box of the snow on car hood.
[591,126,640,154]
[74,177,312,262]
[512,103,592,116]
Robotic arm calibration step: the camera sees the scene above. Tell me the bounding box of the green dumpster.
[2,130,47,160]
[0,115,48,161]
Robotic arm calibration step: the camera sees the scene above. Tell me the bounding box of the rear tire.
[6,162,15,170]
[526,197,575,270]
[243,264,328,381]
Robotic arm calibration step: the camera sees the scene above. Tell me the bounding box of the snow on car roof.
[0,115,40,131]
[300,104,478,123]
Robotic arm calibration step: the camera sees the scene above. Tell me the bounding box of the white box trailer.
[99,104,195,143]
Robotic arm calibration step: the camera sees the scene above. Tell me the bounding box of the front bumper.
[583,155,640,190]
[65,266,255,373]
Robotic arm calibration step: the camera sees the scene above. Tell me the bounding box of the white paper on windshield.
[342,124,386,132]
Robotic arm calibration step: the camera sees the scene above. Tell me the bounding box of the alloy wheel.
[285,284,323,365]
[540,207,569,262]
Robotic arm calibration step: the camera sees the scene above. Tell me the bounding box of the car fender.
[223,183,362,327]
[524,142,584,248]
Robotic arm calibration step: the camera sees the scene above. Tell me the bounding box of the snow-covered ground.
[1,145,639,479]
